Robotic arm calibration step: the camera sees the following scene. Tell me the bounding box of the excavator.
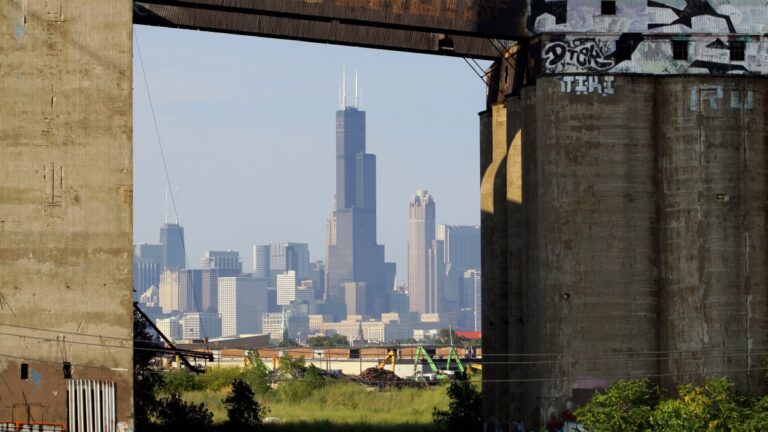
[412,346,466,382]
[377,349,397,371]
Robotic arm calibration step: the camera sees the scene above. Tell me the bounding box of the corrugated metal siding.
[67,381,116,432]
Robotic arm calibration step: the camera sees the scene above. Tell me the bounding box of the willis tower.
[325,71,389,319]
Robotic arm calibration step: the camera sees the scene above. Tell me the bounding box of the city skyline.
[133,27,485,277]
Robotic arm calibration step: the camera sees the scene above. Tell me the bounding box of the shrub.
[432,380,482,431]
[155,392,213,429]
[224,379,269,427]
[161,368,201,394]
[574,378,658,432]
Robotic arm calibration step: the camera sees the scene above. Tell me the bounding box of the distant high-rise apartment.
[252,245,271,279]
[437,225,481,271]
[408,190,437,313]
[159,269,202,314]
[202,250,242,273]
[133,243,163,301]
[325,73,387,318]
[276,271,297,306]
[160,223,186,270]
[437,225,481,316]
[155,316,183,341]
[270,242,310,283]
[181,312,222,340]
[310,260,326,300]
[218,277,268,337]
[344,282,366,317]
[200,251,242,313]
[462,269,481,332]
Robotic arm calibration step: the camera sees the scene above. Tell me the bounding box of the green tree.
[650,378,744,432]
[161,368,200,394]
[432,380,482,431]
[155,392,213,429]
[574,378,658,432]
[133,309,163,429]
[278,338,300,347]
[278,354,306,379]
[243,351,272,395]
[224,379,269,427]
[304,364,326,391]
[307,334,350,347]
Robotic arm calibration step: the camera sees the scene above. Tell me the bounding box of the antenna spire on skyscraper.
[354,70,359,108]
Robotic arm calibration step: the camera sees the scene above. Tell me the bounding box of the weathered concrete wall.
[0,0,133,427]
[657,78,768,392]
[480,104,510,431]
[483,75,768,427]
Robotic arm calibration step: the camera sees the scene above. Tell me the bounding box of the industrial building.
[480,1,768,428]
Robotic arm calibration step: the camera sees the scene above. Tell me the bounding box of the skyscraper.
[437,225,481,318]
[218,277,268,337]
[252,244,271,279]
[408,190,437,313]
[158,269,202,314]
[200,250,242,313]
[269,242,310,284]
[160,223,186,270]
[325,72,387,318]
[276,271,297,306]
[133,243,163,301]
[437,225,481,271]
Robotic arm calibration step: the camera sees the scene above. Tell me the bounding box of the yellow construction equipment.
[377,349,396,371]
[467,363,483,376]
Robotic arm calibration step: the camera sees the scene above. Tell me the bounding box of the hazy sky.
[133,26,488,279]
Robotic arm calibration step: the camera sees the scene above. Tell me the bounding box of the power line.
[0,322,138,343]
[134,29,209,345]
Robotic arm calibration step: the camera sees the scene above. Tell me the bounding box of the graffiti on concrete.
[544,39,616,72]
[689,86,754,111]
[558,76,616,96]
[543,34,768,75]
[527,0,768,34]
[648,0,736,32]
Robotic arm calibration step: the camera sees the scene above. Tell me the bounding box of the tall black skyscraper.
[160,223,186,270]
[325,72,388,318]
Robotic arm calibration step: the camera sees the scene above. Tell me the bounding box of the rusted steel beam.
[134,2,504,59]
[134,0,527,40]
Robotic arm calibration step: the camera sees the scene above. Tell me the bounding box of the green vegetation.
[432,380,482,431]
[224,379,269,427]
[184,380,449,427]
[155,392,213,429]
[307,334,350,347]
[575,377,768,432]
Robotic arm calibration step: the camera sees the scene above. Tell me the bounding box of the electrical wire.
[134,29,210,347]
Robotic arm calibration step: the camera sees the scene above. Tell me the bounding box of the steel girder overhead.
[133,0,527,59]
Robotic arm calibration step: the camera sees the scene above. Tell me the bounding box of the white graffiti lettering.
[558,76,615,96]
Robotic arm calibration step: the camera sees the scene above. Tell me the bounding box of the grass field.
[183,380,450,430]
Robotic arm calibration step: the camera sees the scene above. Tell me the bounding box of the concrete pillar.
[0,0,133,426]
[657,78,768,392]
[481,103,510,431]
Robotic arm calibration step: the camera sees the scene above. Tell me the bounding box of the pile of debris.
[355,367,417,388]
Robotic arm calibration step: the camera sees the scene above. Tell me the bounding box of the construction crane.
[377,349,396,371]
